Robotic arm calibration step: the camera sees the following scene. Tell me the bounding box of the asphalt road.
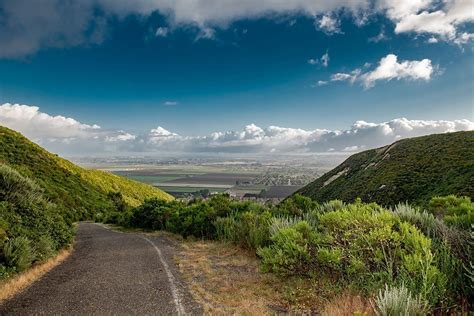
[0,223,201,315]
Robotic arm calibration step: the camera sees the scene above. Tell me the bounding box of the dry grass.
[176,240,376,315]
[176,240,288,315]
[0,248,72,302]
[320,293,374,316]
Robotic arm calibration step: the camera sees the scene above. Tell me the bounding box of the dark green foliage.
[3,237,35,272]
[0,165,74,276]
[297,131,474,206]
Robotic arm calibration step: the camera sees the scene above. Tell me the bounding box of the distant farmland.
[113,167,306,199]
[164,172,256,186]
[112,169,258,195]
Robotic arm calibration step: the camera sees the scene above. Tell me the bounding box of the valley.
[73,155,345,200]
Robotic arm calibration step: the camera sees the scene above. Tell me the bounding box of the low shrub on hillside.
[0,164,74,278]
[259,202,447,306]
[393,203,471,304]
[428,195,474,229]
[373,284,429,316]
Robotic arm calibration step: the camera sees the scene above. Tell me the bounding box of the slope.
[297,131,474,206]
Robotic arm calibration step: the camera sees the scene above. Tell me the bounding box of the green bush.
[258,221,317,275]
[3,237,35,272]
[0,165,74,274]
[276,194,319,217]
[393,203,470,304]
[428,195,474,229]
[258,202,447,305]
[373,284,429,316]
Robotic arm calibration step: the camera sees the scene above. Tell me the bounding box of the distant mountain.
[297,131,474,206]
[0,126,172,218]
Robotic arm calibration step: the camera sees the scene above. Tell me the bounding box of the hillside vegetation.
[0,126,172,278]
[297,131,474,206]
[0,126,172,218]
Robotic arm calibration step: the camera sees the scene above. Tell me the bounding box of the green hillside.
[0,126,173,218]
[297,131,474,206]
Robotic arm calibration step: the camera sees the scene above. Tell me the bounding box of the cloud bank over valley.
[1,102,472,156]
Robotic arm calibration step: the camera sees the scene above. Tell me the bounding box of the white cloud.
[308,51,329,67]
[386,0,474,42]
[316,80,328,86]
[327,54,435,88]
[320,52,330,67]
[164,101,178,106]
[368,28,388,42]
[1,0,472,58]
[0,103,101,140]
[105,132,136,142]
[361,54,434,88]
[331,69,361,84]
[453,32,474,45]
[317,15,342,34]
[155,27,169,37]
[195,27,216,40]
[2,103,472,155]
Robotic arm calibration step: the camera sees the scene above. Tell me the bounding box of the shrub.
[394,203,470,304]
[373,284,429,316]
[35,235,56,262]
[260,202,447,305]
[0,166,74,273]
[3,237,35,272]
[0,164,43,206]
[428,195,474,229]
[276,194,319,217]
[258,221,319,275]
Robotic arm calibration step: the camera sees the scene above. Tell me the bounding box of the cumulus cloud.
[326,54,435,88]
[1,103,472,155]
[361,54,434,88]
[0,103,101,140]
[0,103,137,154]
[385,0,474,42]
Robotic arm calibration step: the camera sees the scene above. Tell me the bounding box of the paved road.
[0,223,201,315]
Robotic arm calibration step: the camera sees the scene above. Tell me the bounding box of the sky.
[0,0,473,156]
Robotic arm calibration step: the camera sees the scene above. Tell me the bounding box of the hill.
[297,131,474,206]
[0,126,172,219]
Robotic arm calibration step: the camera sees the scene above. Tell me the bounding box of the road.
[0,223,201,315]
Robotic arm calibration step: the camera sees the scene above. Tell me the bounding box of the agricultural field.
[77,156,336,199]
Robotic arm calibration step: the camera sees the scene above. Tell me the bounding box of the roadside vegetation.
[0,165,74,279]
[106,193,473,314]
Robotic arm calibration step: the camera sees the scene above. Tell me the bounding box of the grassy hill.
[297,131,474,206]
[0,126,172,218]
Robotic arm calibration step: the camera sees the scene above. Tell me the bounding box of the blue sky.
[0,1,473,154]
